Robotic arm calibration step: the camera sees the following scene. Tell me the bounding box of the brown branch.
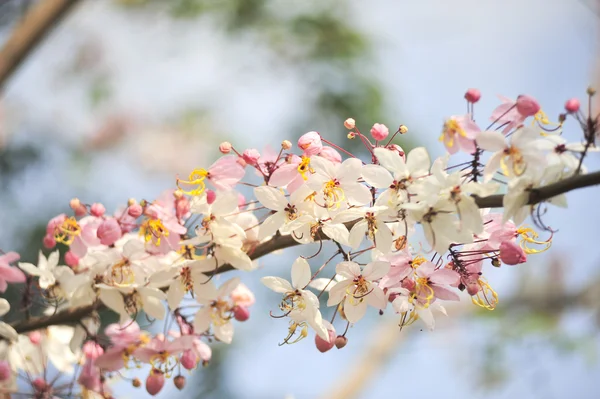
[10,170,600,334]
[0,0,81,90]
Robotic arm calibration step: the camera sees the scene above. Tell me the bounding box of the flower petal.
[291,258,311,289]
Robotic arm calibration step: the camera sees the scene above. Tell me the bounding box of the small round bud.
[516,94,541,117]
[146,370,165,396]
[242,148,260,165]
[491,258,501,267]
[344,118,356,129]
[127,198,137,206]
[467,283,480,296]
[173,189,184,199]
[558,113,567,123]
[90,203,106,217]
[281,140,292,150]
[174,375,186,390]
[565,98,580,113]
[206,190,216,205]
[43,234,56,249]
[499,240,527,265]
[233,305,250,322]
[298,131,323,156]
[70,198,87,217]
[32,378,47,392]
[128,204,143,218]
[587,86,596,96]
[65,251,79,268]
[219,142,232,154]
[0,361,10,382]
[370,123,389,141]
[29,331,42,345]
[347,132,356,139]
[315,329,336,353]
[464,88,481,103]
[69,198,82,210]
[132,378,142,388]
[180,349,198,370]
[399,125,408,134]
[335,335,348,349]
[97,218,122,246]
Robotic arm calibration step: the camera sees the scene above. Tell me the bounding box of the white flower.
[477,126,547,182]
[193,278,240,344]
[18,250,61,289]
[261,257,328,340]
[327,261,389,323]
[97,284,166,323]
[0,299,17,342]
[308,157,371,208]
[254,184,314,241]
[333,206,394,252]
[391,290,447,331]
[288,215,350,246]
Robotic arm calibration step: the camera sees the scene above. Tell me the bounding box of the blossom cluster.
[0,89,596,397]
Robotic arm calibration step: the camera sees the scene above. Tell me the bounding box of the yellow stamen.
[54,217,81,245]
[177,168,208,196]
[471,279,498,310]
[410,256,427,269]
[323,180,345,208]
[149,351,178,378]
[140,219,170,246]
[280,321,308,345]
[297,156,313,181]
[110,260,135,287]
[516,226,552,254]
[533,110,562,133]
[414,277,435,307]
[500,146,527,176]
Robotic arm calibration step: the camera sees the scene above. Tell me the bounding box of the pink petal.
[429,269,460,285]
[269,163,299,187]
[0,252,20,265]
[432,285,460,301]
[0,265,25,283]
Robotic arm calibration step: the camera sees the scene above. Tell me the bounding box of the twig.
[0,0,81,90]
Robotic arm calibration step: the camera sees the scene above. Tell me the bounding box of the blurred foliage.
[0,144,39,186]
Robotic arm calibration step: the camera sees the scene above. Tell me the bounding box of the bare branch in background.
[0,0,81,90]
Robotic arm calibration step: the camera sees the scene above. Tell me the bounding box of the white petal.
[348,220,368,249]
[18,262,42,277]
[291,257,311,289]
[374,221,393,253]
[361,164,393,188]
[214,322,234,344]
[253,186,287,211]
[322,223,350,246]
[261,276,293,294]
[99,289,126,317]
[167,281,186,310]
[217,277,240,297]
[374,147,405,174]
[336,261,361,278]
[193,308,211,333]
[258,212,287,241]
[308,277,337,292]
[362,261,390,281]
[326,279,352,306]
[0,323,18,342]
[344,183,372,206]
[337,158,363,182]
[477,130,506,152]
[212,190,239,216]
[406,147,431,176]
[366,286,387,309]
[344,300,368,323]
[216,247,254,271]
[0,298,9,317]
[418,307,435,331]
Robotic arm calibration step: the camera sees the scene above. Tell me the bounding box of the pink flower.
[97,218,122,246]
[370,123,389,141]
[242,148,261,165]
[318,146,342,163]
[268,154,308,193]
[0,252,25,292]
[298,131,322,156]
[516,94,540,117]
[378,250,413,290]
[414,261,461,302]
[440,115,479,154]
[64,251,79,267]
[499,240,527,265]
[128,204,143,218]
[134,335,195,364]
[207,156,245,190]
[491,95,539,133]
[255,145,279,176]
[105,321,142,349]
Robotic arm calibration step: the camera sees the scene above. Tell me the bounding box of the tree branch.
[0,0,81,90]
[10,170,600,335]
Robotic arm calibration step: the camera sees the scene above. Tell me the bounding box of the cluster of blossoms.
[0,88,597,397]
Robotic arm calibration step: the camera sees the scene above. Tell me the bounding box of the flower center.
[110,259,135,287]
[210,300,233,326]
[140,219,170,246]
[54,217,81,245]
[177,168,208,196]
[297,156,313,180]
[323,179,345,208]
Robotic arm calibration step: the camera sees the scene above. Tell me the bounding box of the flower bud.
[174,375,186,390]
[219,142,232,154]
[319,146,342,164]
[32,378,47,392]
[90,203,106,217]
[97,218,122,246]
[43,234,56,249]
[587,86,596,96]
[65,251,79,268]
[128,204,143,218]
[29,331,42,345]
[231,283,255,307]
[298,131,322,156]
[464,88,481,103]
[399,125,408,134]
[516,94,540,117]
[233,305,250,322]
[0,361,11,381]
[180,349,198,370]
[206,190,216,205]
[347,132,356,139]
[370,123,389,141]
[242,149,260,165]
[335,335,348,349]
[466,282,480,296]
[565,98,580,113]
[281,140,292,150]
[315,327,336,353]
[132,378,142,388]
[344,118,356,129]
[146,370,165,396]
[499,240,527,265]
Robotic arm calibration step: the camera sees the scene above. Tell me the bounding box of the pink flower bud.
[565,98,580,113]
[344,118,356,129]
[281,140,292,150]
[174,375,186,390]
[29,331,42,345]
[175,197,190,219]
[97,218,122,246]
[219,142,232,154]
[90,203,106,217]
[233,305,250,322]
[70,198,87,217]
[335,335,348,349]
[370,123,389,141]
[242,149,260,165]
[128,204,143,218]
[0,361,11,381]
[466,282,480,296]
[32,378,47,392]
[180,349,198,370]
[464,88,481,103]
[499,240,527,265]
[146,370,165,396]
[65,251,79,268]
[43,234,56,249]
[315,329,336,353]
[206,190,216,204]
[516,94,540,117]
[318,146,342,164]
[298,131,322,156]
[83,341,104,360]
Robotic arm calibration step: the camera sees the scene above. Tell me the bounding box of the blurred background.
[1,0,600,398]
